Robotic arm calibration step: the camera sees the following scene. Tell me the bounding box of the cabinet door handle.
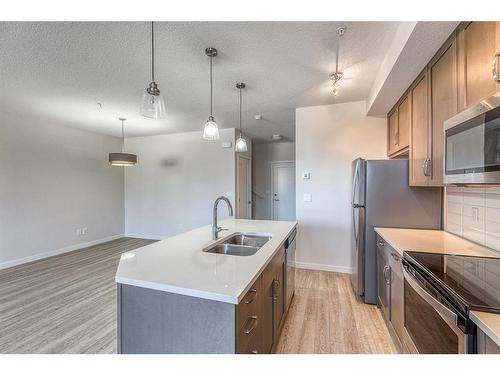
[272,279,280,301]
[493,53,500,82]
[244,288,257,304]
[243,316,258,335]
[250,350,259,354]
[422,159,427,176]
[383,265,391,285]
[394,131,399,146]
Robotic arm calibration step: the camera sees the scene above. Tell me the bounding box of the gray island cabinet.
[117,246,287,354]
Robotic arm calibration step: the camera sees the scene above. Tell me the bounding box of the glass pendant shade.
[203,116,220,140]
[140,88,166,119]
[235,136,248,152]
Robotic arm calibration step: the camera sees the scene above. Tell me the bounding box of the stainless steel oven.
[444,92,500,184]
[402,258,475,354]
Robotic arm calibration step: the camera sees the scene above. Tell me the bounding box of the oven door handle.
[403,268,458,326]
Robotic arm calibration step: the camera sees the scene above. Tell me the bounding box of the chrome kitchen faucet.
[212,196,234,240]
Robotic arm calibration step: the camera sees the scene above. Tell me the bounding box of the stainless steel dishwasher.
[284,228,297,312]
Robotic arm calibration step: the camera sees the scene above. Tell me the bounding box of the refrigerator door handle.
[351,161,360,206]
[352,207,358,244]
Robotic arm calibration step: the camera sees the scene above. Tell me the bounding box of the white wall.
[295,101,387,273]
[0,110,125,268]
[252,142,295,220]
[124,129,237,239]
[445,186,500,252]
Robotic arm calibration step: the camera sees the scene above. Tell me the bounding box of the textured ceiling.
[0,22,400,142]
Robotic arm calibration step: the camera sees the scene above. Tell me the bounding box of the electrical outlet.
[76,228,81,236]
[81,227,87,235]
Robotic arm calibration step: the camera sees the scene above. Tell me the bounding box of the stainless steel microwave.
[444,92,500,184]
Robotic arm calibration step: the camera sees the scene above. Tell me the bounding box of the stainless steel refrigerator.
[351,158,442,304]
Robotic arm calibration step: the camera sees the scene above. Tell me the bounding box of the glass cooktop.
[404,251,500,313]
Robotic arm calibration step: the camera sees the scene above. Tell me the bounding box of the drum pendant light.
[140,21,166,119]
[202,47,220,140]
[109,118,137,166]
[235,82,248,152]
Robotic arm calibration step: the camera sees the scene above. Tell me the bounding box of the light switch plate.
[221,142,232,148]
[302,171,310,179]
[303,193,312,202]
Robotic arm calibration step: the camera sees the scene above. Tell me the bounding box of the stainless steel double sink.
[203,232,271,256]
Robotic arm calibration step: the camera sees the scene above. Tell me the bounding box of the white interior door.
[236,155,252,219]
[271,162,296,221]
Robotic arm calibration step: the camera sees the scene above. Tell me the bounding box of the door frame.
[270,161,295,221]
[236,154,252,219]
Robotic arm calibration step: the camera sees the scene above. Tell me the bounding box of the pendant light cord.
[335,31,340,73]
[151,21,155,82]
[239,86,242,134]
[121,119,125,153]
[210,55,213,117]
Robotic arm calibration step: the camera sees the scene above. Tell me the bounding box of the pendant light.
[330,26,346,96]
[140,22,166,119]
[203,47,220,140]
[235,82,248,152]
[109,118,137,166]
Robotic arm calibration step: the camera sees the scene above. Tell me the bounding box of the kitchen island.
[115,219,297,354]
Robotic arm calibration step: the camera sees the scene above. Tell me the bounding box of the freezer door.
[351,158,365,206]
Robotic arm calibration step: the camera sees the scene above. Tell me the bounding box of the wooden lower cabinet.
[236,246,286,354]
[477,328,500,354]
[377,234,406,352]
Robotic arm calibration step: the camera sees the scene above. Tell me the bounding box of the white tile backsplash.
[445,186,500,252]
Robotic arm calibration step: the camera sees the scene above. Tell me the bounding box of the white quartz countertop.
[115,219,297,304]
[374,228,500,258]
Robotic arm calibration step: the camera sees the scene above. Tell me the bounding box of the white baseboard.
[294,261,353,274]
[0,234,124,270]
[125,233,167,241]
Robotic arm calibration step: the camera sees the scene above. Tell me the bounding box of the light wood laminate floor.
[0,238,155,354]
[0,239,396,354]
[275,269,397,354]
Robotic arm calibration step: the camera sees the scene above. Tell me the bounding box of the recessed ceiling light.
[272,134,283,141]
[254,114,263,120]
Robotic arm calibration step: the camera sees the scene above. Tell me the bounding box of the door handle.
[383,266,391,285]
[493,53,500,82]
[243,316,258,335]
[273,198,280,201]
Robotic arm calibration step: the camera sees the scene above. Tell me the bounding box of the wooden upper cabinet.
[430,40,458,186]
[409,73,430,186]
[387,95,410,158]
[387,109,399,155]
[397,96,410,150]
[458,22,500,110]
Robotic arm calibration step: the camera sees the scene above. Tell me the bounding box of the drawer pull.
[244,288,258,304]
[272,279,280,301]
[250,350,259,354]
[243,316,258,335]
